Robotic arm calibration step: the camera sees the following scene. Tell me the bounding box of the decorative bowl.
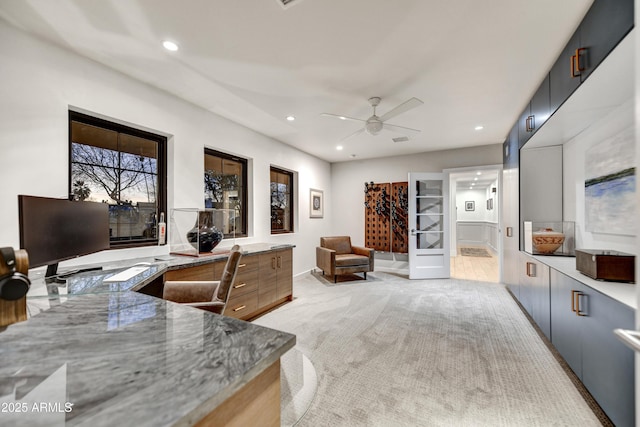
[532,228,565,254]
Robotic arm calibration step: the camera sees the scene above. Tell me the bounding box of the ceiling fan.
[321,96,423,140]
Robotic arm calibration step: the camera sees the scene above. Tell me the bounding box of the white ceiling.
[0,0,594,163]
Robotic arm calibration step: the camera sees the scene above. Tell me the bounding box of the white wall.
[330,145,502,269]
[563,99,636,254]
[0,21,332,276]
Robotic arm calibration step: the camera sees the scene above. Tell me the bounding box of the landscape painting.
[585,127,636,235]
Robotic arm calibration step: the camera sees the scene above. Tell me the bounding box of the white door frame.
[444,164,504,283]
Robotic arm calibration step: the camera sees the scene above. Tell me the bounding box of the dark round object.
[187,225,223,253]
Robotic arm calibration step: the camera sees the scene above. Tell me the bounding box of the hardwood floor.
[450,245,499,283]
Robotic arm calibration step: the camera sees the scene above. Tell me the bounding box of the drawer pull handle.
[238,263,247,268]
[234,283,247,289]
[233,305,246,312]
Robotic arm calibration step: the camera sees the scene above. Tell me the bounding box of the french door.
[408,173,450,279]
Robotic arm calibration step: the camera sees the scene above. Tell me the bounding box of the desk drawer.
[231,269,259,297]
[225,291,258,320]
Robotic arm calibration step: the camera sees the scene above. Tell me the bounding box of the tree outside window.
[270,167,294,233]
[204,149,247,237]
[69,111,166,247]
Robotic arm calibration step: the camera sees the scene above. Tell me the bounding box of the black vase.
[187,211,223,253]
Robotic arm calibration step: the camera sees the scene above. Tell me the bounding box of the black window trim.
[68,110,168,249]
[270,165,294,234]
[204,147,248,238]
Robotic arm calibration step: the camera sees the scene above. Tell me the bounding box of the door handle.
[506,227,513,237]
[410,228,416,236]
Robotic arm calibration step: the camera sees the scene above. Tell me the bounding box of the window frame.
[204,148,248,238]
[68,110,167,249]
[270,166,294,234]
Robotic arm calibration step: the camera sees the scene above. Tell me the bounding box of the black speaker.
[0,247,30,301]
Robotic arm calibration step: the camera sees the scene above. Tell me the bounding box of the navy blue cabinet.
[549,0,633,113]
[580,0,634,81]
[549,31,581,113]
[518,75,551,147]
[550,269,635,427]
[519,254,551,340]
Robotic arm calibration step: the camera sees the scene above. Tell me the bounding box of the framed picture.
[487,198,493,210]
[465,201,475,211]
[310,188,323,218]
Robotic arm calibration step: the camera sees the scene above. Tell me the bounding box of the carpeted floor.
[254,271,602,427]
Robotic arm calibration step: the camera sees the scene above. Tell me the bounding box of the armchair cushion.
[335,254,370,267]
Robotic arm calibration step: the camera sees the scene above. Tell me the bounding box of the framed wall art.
[465,201,475,211]
[310,188,323,218]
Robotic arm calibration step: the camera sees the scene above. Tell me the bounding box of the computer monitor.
[18,195,110,278]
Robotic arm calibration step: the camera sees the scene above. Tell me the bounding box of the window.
[204,149,247,237]
[270,167,294,233]
[69,111,167,248]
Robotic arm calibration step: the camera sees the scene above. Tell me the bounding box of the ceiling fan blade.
[340,127,366,141]
[321,113,366,123]
[379,97,424,122]
[383,123,421,134]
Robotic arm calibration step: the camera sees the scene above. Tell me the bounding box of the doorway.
[445,165,502,283]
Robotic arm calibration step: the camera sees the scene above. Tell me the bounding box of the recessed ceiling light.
[474,177,478,181]
[336,145,343,150]
[162,40,179,51]
[471,182,475,186]
[476,171,482,175]
[474,125,484,131]
[339,116,346,120]
[286,115,295,121]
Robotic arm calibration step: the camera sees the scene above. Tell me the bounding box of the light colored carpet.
[254,271,602,427]
[460,247,492,257]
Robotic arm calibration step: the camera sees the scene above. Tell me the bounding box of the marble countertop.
[26,243,295,304]
[1,243,296,426]
[531,254,636,309]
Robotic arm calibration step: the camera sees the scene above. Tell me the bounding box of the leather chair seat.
[335,254,370,267]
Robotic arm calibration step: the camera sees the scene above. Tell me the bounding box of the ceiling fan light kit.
[322,96,423,140]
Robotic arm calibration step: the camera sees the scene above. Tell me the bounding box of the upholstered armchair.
[163,245,243,314]
[316,236,374,283]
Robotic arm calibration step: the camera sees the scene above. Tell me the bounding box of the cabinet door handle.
[571,290,587,316]
[526,262,536,277]
[570,48,587,78]
[576,292,587,317]
[234,283,246,289]
[233,305,246,312]
[525,115,535,132]
[272,257,276,270]
[277,256,282,269]
[506,227,513,237]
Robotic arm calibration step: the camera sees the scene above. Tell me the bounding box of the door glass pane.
[417,180,443,197]
[417,197,442,214]
[417,214,443,231]
[417,232,444,249]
